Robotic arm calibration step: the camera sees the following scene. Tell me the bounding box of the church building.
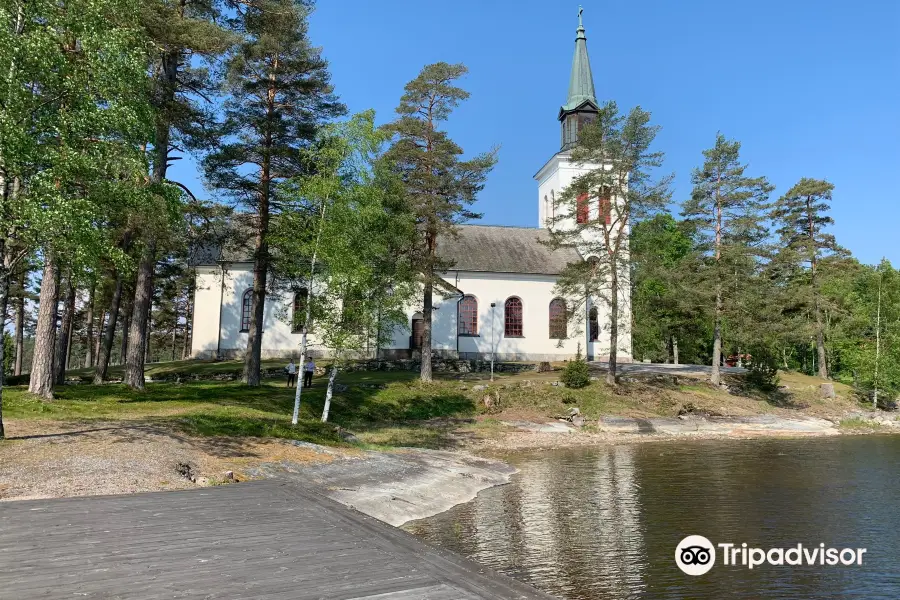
[190,13,632,363]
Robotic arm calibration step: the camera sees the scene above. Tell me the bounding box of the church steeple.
[559,7,599,150]
[564,7,596,111]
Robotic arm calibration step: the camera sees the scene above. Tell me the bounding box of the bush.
[746,348,779,392]
[561,347,590,389]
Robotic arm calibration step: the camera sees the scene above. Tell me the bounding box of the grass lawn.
[2,359,864,448]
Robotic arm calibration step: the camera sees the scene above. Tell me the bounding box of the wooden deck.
[0,480,552,599]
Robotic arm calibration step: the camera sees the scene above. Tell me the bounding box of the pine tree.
[124,0,234,390]
[203,0,344,386]
[546,101,671,384]
[383,62,497,382]
[771,178,841,378]
[682,133,773,385]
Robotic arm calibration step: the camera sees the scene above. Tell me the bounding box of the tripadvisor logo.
[675,536,867,575]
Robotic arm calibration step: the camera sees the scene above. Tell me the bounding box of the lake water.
[406,436,900,599]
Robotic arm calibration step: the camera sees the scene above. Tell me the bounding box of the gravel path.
[0,420,344,501]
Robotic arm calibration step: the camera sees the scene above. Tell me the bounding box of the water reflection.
[407,436,900,599]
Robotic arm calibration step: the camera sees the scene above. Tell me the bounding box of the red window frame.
[504,297,523,337]
[549,298,567,339]
[241,289,253,332]
[458,295,478,335]
[576,193,589,224]
[599,192,611,225]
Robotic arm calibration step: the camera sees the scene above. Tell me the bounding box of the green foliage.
[561,348,591,389]
[631,214,709,363]
[2,333,13,378]
[745,347,780,392]
[545,101,671,373]
[383,62,497,379]
[272,111,418,363]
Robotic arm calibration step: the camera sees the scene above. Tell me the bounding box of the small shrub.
[561,346,590,389]
[746,348,779,392]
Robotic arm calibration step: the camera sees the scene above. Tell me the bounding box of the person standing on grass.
[303,356,315,389]
[286,359,297,388]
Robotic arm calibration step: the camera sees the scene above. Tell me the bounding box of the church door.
[411,317,424,350]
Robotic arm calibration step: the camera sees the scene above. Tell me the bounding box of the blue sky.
[169,0,900,266]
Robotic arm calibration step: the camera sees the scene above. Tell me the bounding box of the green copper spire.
[563,6,597,111]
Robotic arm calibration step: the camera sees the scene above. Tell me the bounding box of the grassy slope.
[2,359,864,448]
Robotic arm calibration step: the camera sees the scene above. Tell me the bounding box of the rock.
[472,384,487,391]
[337,429,360,443]
[820,383,836,399]
[567,407,581,417]
[571,415,585,428]
[590,376,599,381]
[224,471,235,482]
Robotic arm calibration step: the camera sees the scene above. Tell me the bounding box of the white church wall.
[191,263,327,360]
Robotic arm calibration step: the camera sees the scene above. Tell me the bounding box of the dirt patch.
[0,419,349,501]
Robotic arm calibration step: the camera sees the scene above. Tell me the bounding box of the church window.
[576,192,589,224]
[551,190,556,219]
[240,289,253,332]
[458,295,478,335]
[292,287,309,333]
[504,297,523,337]
[549,298,567,339]
[599,190,611,225]
[589,306,599,342]
[544,195,549,223]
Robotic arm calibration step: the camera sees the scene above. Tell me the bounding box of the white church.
[190,13,632,364]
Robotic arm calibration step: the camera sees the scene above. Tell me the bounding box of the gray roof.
[438,225,581,275]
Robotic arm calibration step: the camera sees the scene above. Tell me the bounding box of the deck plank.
[0,480,553,599]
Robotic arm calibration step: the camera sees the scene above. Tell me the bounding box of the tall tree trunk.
[13,268,25,376]
[711,289,723,386]
[94,310,106,364]
[814,316,827,377]
[29,256,60,398]
[606,258,619,386]
[243,252,266,386]
[83,281,95,368]
[672,335,679,365]
[181,285,193,360]
[170,304,178,362]
[125,245,155,390]
[710,177,723,386]
[93,273,124,383]
[0,270,8,438]
[145,301,152,365]
[54,277,76,386]
[120,289,133,365]
[420,276,433,382]
[320,365,338,422]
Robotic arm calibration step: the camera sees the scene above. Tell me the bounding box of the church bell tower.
[559,6,599,150]
[535,7,600,229]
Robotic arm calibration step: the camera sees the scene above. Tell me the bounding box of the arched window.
[292,287,309,333]
[576,192,589,224]
[240,289,253,332]
[504,297,523,337]
[458,295,478,335]
[549,298,567,339]
[550,190,556,219]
